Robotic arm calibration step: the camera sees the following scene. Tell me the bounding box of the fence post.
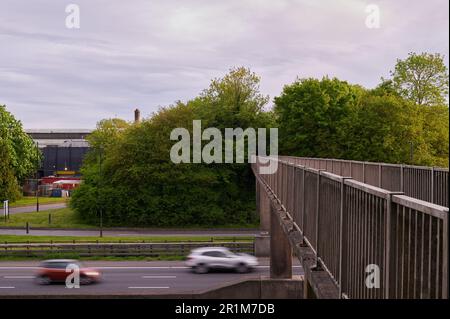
[26,222,29,234]
[362,162,366,183]
[315,169,326,268]
[384,194,391,299]
[3,200,8,222]
[378,164,382,187]
[431,167,434,204]
[400,164,404,192]
[338,177,352,298]
[301,167,306,239]
[384,191,403,299]
[443,212,448,299]
[48,214,52,225]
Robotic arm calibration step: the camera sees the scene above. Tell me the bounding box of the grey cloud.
[0,0,448,128]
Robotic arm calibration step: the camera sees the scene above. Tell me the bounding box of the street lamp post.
[36,141,40,212]
[98,151,103,238]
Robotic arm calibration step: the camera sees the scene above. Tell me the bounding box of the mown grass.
[0,254,186,262]
[0,207,259,230]
[0,197,68,208]
[0,234,254,244]
[0,208,94,229]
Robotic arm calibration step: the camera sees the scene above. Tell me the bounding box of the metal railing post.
[301,167,306,238]
[384,194,392,299]
[315,169,326,268]
[378,164,382,187]
[400,164,404,192]
[431,167,434,204]
[362,162,366,183]
[443,212,448,299]
[338,177,352,298]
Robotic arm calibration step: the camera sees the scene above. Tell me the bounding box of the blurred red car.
[35,259,101,285]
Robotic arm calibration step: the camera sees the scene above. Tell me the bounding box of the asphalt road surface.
[0,260,303,296]
[9,203,67,215]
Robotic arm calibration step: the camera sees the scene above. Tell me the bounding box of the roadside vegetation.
[0,207,258,229]
[0,254,186,262]
[0,234,253,243]
[0,196,68,208]
[0,208,94,229]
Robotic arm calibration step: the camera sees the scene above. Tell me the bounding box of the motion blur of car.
[34,259,101,285]
[185,247,258,274]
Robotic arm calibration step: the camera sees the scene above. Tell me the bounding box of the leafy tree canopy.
[390,52,449,106]
[0,105,40,201]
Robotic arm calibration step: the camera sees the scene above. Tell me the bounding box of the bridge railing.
[252,157,448,299]
[278,156,449,207]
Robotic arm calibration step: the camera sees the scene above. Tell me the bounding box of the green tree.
[0,139,21,202]
[343,93,421,164]
[71,67,273,227]
[274,77,364,158]
[390,52,449,106]
[0,105,39,201]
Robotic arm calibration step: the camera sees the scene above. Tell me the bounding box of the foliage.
[274,77,365,158]
[71,67,271,227]
[390,52,449,106]
[274,76,448,167]
[0,138,21,202]
[0,105,40,201]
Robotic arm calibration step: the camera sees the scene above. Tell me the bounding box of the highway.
[0,260,303,296]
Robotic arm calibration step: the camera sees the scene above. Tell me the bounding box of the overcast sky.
[0,0,448,129]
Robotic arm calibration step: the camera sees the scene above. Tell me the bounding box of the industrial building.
[26,129,91,178]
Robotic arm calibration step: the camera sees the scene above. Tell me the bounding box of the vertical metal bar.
[427,214,432,299]
[400,165,404,193]
[431,167,434,204]
[379,164,382,187]
[385,193,393,298]
[362,162,366,183]
[442,213,448,298]
[338,177,346,297]
[435,219,441,298]
[301,167,306,236]
[315,170,321,265]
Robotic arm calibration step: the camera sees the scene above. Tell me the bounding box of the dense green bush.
[71,68,270,227]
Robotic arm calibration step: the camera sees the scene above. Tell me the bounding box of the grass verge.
[1,197,68,208]
[0,208,95,229]
[0,207,259,230]
[0,254,186,262]
[0,234,254,243]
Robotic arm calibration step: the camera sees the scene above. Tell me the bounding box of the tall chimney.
[134,108,141,123]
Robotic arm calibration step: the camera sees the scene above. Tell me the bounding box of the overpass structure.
[253,156,448,299]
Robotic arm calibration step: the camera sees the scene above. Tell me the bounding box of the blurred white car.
[185,247,258,274]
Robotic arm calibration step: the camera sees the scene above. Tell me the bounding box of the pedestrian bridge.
[252,156,448,299]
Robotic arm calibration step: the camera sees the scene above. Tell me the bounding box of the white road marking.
[0,286,15,289]
[3,276,34,279]
[142,275,177,279]
[128,286,170,289]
